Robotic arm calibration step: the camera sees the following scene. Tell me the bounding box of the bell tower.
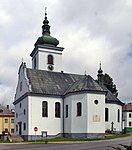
[30,8,64,72]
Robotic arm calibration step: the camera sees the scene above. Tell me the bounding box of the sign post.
[34,127,38,142]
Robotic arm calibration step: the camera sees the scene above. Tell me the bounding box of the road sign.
[34,127,38,132]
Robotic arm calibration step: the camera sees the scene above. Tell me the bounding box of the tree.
[103,73,118,97]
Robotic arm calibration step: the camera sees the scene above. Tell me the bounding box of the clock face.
[48,65,54,71]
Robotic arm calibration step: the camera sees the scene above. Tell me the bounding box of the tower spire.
[97,62,103,85]
[34,8,59,47]
[42,7,50,35]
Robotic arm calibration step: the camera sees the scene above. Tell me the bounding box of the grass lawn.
[0,134,130,143]
[28,134,130,143]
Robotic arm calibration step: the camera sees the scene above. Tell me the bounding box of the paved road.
[0,135,132,150]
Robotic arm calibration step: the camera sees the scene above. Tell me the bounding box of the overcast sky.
[0,0,132,107]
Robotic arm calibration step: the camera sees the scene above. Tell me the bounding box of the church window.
[117,109,120,122]
[20,103,21,108]
[23,122,26,130]
[34,57,36,69]
[55,102,61,118]
[20,82,22,92]
[66,105,68,118]
[24,109,26,115]
[105,108,109,122]
[48,55,54,65]
[77,102,82,116]
[42,101,48,117]
[94,100,98,105]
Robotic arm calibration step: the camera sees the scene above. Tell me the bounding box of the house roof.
[123,104,132,111]
[0,105,14,116]
[26,68,105,96]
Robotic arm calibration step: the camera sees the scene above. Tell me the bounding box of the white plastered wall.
[105,103,122,132]
[28,96,63,136]
[87,93,105,133]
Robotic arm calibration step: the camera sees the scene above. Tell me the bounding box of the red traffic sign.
[34,127,38,132]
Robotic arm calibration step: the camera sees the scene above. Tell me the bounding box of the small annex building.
[14,11,123,141]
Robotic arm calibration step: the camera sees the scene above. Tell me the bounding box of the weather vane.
[45,7,47,15]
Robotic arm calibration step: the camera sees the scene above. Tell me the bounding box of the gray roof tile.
[26,68,123,105]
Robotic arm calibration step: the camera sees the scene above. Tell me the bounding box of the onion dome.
[98,62,103,74]
[35,8,59,47]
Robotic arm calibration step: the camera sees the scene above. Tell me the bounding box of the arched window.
[24,109,26,115]
[48,55,53,65]
[42,101,48,117]
[77,102,82,116]
[117,109,120,122]
[55,102,61,118]
[66,105,68,118]
[105,108,109,122]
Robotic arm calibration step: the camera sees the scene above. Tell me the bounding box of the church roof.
[26,68,123,105]
[26,68,105,96]
[100,84,123,105]
[64,75,105,95]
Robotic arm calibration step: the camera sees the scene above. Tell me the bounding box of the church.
[13,10,123,141]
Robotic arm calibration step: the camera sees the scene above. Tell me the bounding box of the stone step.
[9,135,24,142]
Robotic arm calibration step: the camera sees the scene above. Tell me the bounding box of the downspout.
[62,96,65,137]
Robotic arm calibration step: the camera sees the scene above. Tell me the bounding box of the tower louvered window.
[48,55,53,64]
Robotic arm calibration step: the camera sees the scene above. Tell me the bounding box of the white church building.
[13,11,123,141]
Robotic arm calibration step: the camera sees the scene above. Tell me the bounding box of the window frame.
[77,102,82,117]
[129,113,132,118]
[55,102,61,118]
[129,122,132,127]
[23,122,26,131]
[5,118,8,123]
[11,119,14,123]
[117,109,120,122]
[42,101,48,117]
[66,105,68,118]
[105,108,109,122]
[47,55,54,65]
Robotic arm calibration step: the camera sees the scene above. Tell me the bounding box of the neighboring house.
[14,11,123,141]
[0,105,14,137]
[122,103,132,133]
